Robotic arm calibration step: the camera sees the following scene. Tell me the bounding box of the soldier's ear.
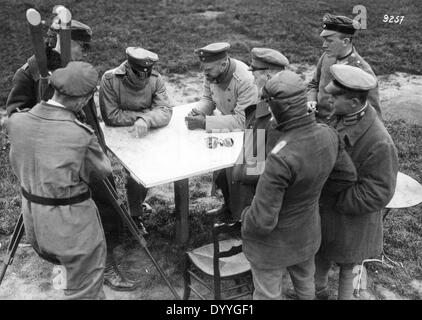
[350,97,362,109]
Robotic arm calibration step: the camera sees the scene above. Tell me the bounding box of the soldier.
[99,47,173,134]
[6,20,138,291]
[7,62,109,299]
[315,65,398,300]
[186,42,258,220]
[99,47,173,226]
[231,48,289,219]
[6,20,91,115]
[307,13,382,124]
[241,71,356,300]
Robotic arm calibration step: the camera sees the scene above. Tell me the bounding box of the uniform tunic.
[99,61,173,127]
[231,102,271,218]
[7,102,112,299]
[5,54,121,252]
[241,113,356,269]
[307,47,382,121]
[196,58,258,131]
[318,105,398,263]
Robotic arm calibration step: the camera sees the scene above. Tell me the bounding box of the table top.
[386,172,422,209]
[101,103,244,188]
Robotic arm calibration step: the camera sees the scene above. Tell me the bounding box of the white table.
[101,103,243,245]
[386,172,422,209]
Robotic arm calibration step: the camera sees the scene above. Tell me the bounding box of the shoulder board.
[150,70,159,77]
[74,119,95,134]
[103,71,116,80]
[232,73,241,81]
[271,140,287,155]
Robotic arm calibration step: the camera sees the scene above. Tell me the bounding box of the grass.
[0,0,421,299]
[1,0,422,106]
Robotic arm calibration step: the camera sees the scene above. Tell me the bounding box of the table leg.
[174,178,189,246]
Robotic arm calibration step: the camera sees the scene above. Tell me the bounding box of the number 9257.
[383,15,404,24]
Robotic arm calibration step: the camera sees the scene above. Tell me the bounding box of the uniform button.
[227,88,231,91]
[228,99,231,102]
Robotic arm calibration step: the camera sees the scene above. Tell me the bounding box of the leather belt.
[21,187,91,206]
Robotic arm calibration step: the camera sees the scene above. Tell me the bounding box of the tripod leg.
[0,214,25,286]
[101,178,180,299]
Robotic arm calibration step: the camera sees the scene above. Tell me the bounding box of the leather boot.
[104,261,140,292]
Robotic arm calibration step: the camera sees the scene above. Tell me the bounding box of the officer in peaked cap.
[194,42,231,63]
[326,64,377,95]
[126,47,159,75]
[315,63,398,300]
[306,13,382,124]
[230,47,289,219]
[99,46,172,242]
[100,46,171,132]
[186,41,257,222]
[7,61,112,299]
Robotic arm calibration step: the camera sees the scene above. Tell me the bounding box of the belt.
[21,187,91,206]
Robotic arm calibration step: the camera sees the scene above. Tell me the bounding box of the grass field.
[0,0,421,299]
[1,0,422,105]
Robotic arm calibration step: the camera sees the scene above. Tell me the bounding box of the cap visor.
[320,29,338,37]
[325,81,342,94]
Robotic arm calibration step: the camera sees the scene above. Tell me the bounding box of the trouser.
[214,168,249,220]
[250,257,316,300]
[22,200,107,300]
[230,183,255,220]
[214,169,231,207]
[314,253,355,300]
[90,176,122,258]
[126,175,148,217]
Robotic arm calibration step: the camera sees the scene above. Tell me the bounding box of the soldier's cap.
[50,61,98,97]
[320,13,360,37]
[325,64,377,94]
[250,48,289,70]
[126,47,159,72]
[194,42,230,63]
[263,70,306,100]
[48,19,92,43]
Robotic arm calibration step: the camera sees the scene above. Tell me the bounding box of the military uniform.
[315,65,398,300]
[6,22,137,291]
[193,43,258,131]
[307,14,382,122]
[241,71,357,300]
[7,62,110,299]
[99,47,172,127]
[231,48,289,219]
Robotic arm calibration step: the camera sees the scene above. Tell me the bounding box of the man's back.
[8,102,111,198]
[242,114,341,268]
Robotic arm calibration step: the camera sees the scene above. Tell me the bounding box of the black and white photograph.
[0,0,421,307]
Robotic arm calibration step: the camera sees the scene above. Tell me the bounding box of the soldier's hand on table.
[187,108,206,117]
[307,101,317,113]
[185,114,205,130]
[130,118,149,138]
